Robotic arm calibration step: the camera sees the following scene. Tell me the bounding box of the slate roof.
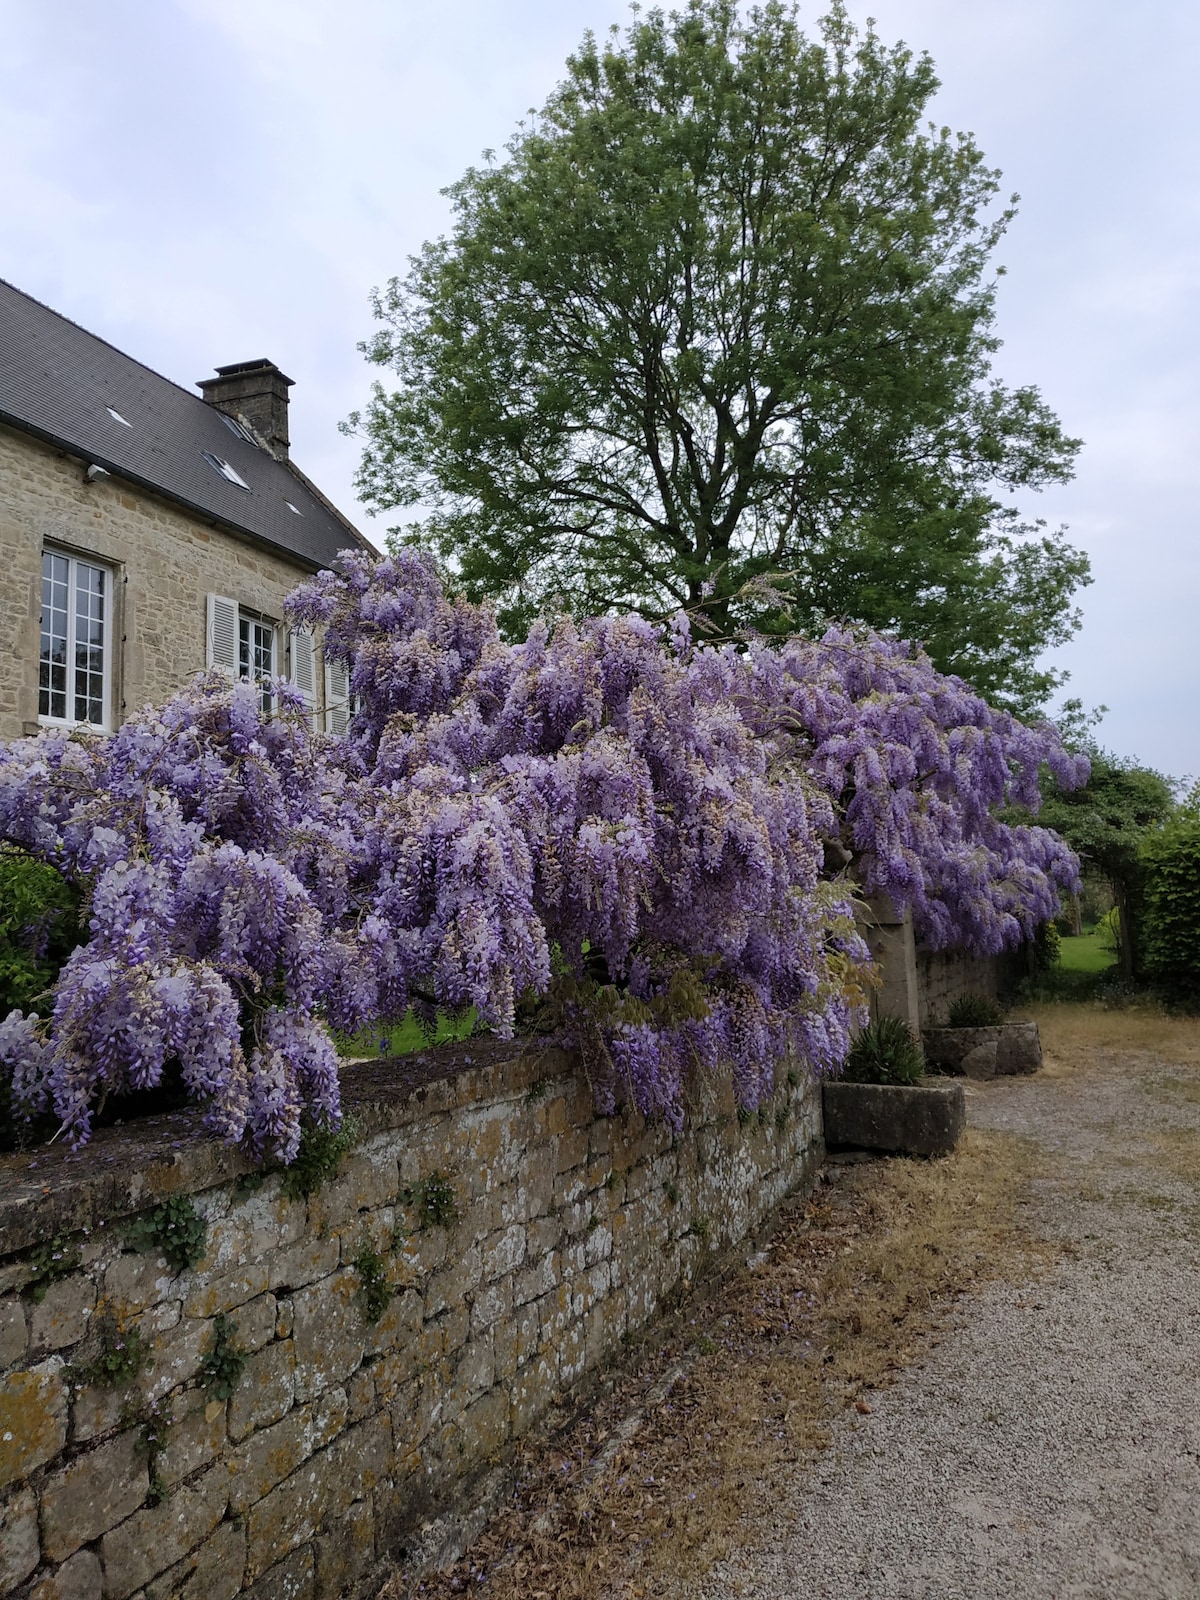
[0,278,367,570]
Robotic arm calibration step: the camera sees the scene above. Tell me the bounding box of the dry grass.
[379,1127,1043,1600]
[1030,1001,1200,1069]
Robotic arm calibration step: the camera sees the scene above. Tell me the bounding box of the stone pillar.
[857,893,920,1034]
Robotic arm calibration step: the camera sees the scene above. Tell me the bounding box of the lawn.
[336,1007,478,1059]
[1058,929,1118,976]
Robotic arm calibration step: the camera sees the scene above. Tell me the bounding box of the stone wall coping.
[0,1036,570,1258]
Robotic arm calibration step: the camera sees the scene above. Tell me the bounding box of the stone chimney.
[198,359,294,460]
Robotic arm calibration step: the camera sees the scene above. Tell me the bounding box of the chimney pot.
[198,359,294,460]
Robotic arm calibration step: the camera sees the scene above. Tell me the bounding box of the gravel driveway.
[701,1029,1200,1600]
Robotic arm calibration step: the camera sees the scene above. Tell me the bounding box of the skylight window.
[220,413,253,443]
[284,500,303,516]
[200,450,250,490]
[106,406,132,427]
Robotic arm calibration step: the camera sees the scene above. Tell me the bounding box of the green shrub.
[842,1016,924,1085]
[201,1314,246,1400]
[280,1116,358,1200]
[0,848,81,1015]
[946,992,1004,1028]
[0,850,82,1149]
[1140,817,1200,1008]
[127,1197,207,1275]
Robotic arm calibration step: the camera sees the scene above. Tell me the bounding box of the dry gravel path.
[701,1020,1200,1600]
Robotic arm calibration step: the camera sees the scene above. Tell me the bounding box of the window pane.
[39,552,70,720]
[238,616,274,714]
[72,563,106,726]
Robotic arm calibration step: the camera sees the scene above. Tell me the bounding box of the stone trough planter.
[822,1078,966,1157]
[922,1021,1042,1081]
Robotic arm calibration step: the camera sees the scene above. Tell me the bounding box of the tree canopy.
[351,0,1089,710]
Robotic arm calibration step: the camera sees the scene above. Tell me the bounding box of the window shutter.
[289,628,317,708]
[324,658,351,736]
[206,593,238,680]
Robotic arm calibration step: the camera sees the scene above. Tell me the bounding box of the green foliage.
[280,1116,358,1201]
[22,1234,82,1304]
[403,1171,460,1231]
[663,1178,680,1206]
[0,849,82,1149]
[127,1197,207,1275]
[1140,812,1200,1008]
[352,1,1086,709]
[843,1016,925,1085]
[946,993,1004,1028]
[201,1314,246,1400]
[123,1395,173,1504]
[0,847,81,1016]
[691,1215,711,1241]
[526,1078,550,1103]
[352,1239,395,1325]
[73,1313,146,1390]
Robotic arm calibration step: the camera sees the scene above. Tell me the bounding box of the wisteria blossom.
[0,549,1083,1150]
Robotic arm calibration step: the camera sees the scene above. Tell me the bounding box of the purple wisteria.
[0,549,1084,1151]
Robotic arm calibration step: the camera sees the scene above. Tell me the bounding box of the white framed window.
[39,550,112,730]
[239,614,276,714]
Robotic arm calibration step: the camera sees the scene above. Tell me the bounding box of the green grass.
[1058,931,1118,976]
[336,1007,478,1060]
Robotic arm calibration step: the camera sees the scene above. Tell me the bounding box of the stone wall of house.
[0,1040,821,1599]
[0,423,331,741]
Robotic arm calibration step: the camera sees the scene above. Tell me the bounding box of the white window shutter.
[206,593,238,680]
[289,628,316,708]
[324,659,351,736]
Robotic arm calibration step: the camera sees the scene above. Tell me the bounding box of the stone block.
[29,1548,103,1600]
[243,1544,314,1600]
[0,1359,68,1489]
[234,1292,278,1354]
[228,1340,295,1442]
[42,1428,147,1560]
[314,1496,374,1599]
[0,1301,26,1371]
[245,1415,389,1581]
[364,1286,421,1359]
[267,1236,340,1294]
[160,1395,227,1487]
[144,1313,210,1402]
[922,1021,1042,1080]
[0,1485,39,1591]
[184,1260,270,1319]
[228,1388,346,1514]
[105,1251,175,1314]
[145,1519,246,1600]
[493,1301,539,1381]
[100,1462,229,1599]
[424,1247,482,1319]
[346,1365,375,1423]
[291,1271,364,1403]
[822,1079,966,1157]
[481,1223,525,1282]
[470,1278,511,1334]
[27,1274,94,1354]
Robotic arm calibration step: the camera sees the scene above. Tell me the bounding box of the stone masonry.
[0,1039,821,1599]
[0,424,334,741]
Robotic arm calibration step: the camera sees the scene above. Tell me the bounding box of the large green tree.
[351,0,1089,708]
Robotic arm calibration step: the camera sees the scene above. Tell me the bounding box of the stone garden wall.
[0,1039,820,1600]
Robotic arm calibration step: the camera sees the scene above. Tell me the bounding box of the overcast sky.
[1,0,1196,777]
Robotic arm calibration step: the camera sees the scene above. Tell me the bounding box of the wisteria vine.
[0,549,1084,1153]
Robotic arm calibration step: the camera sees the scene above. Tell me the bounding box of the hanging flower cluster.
[0,549,1083,1152]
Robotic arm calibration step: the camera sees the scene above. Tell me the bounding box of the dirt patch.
[378,1128,1044,1600]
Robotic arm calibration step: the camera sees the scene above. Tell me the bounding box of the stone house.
[0,278,369,743]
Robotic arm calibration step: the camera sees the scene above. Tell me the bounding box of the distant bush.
[1140,813,1200,1008]
[0,847,81,1016]
[842,1017,924,1086]
[946,993,1004,1028]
